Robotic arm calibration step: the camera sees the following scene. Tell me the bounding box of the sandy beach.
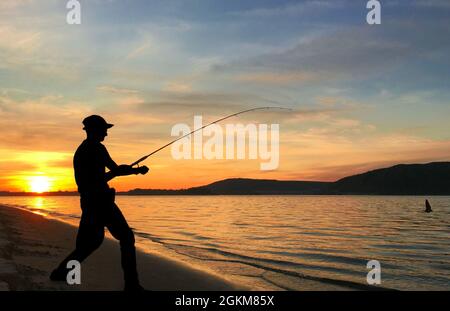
[0,204,246,291]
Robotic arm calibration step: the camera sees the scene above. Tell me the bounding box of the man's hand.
[136,165,149,175]
[113,165,135,176]
[109,164,149,178]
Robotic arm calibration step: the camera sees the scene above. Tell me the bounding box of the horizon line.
[1,160,449,194]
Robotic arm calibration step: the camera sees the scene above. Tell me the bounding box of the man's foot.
[49,268,67,282]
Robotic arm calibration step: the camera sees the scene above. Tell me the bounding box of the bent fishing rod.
[130,106,291,167]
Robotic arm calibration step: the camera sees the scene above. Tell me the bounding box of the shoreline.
[0,204,246,291]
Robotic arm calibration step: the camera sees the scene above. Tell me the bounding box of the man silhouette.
[50,115,149,291]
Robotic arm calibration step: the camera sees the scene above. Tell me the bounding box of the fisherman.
[425,199,432,213]
[50,115,149,291]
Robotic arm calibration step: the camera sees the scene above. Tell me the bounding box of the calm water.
[1,195,449,290]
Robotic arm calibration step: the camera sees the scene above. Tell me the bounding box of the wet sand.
[0,204,245,291]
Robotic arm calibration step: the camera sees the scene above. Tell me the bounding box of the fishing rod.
[130,106,291,167]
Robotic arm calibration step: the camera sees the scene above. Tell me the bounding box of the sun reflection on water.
[30,197,48,217]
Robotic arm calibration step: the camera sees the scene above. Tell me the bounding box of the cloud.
[284,109,375,136]
[235,71,322,85]
[116,95,146,106]
[215,28,408,77]
[0,23,84,81]
[126,40,152,60]
[0,88,30,96]
[280,128,450,181]
[413,0,450,8]
[0,26,42,54]
[0,0,35,10]
[213,18,450,87]
[97,85,139,95]
[133,91,262,115]
[162,81,193,93]
[0,94,91,151]
[231,0,344,18]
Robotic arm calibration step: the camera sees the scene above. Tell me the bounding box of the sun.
[29,176,51,193]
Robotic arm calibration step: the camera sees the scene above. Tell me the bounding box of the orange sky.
[2,112,450,192]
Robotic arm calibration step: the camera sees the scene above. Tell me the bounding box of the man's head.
[82,115,113,142]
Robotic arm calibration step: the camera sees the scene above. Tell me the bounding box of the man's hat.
[82,115,114,130]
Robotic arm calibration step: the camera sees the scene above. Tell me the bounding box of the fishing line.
[130,106,291,166]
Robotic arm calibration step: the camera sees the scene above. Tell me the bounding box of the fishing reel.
[133,164,150,175]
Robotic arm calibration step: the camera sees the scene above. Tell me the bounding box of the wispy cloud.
[236,71,322,84]
[231,0,345,18]
[214,18,450,90]
[413,0,450,8]
[0,26,42,54]
[97,85,139,95]
[126,40,152,60]
[0,0,35,10]
[162,81,193,93]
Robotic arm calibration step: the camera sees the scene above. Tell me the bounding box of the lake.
[1,195,449,290]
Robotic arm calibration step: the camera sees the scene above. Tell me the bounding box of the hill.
[126,162,450,195]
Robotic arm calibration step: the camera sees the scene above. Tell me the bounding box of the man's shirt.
[74,139,115,194]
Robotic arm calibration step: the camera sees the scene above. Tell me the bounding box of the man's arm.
[105,148,119,181]
[104,147,149,181]
[106,165,149,181]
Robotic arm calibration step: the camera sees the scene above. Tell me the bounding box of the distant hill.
[125,162,450,195]
[331,162,450,195]
[124,179,329,195]
[2,162,450,196]
[186,178,329,195]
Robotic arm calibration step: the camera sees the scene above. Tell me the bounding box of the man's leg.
[51,212,105,281]
[105,204,140,289]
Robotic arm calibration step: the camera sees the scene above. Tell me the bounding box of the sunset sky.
[1,0,450,192]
